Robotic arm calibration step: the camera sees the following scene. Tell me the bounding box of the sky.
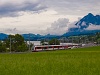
[0,0,100,35]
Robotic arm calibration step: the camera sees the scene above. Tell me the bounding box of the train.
[32,44,81,52]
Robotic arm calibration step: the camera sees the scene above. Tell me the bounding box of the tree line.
[0,32,100,52]
[62,32,100,44]
[41,32,100,45]
[0,34,29,52]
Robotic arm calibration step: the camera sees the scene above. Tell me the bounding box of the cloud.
[45,18,69,35]
[44,0,100,16]
[67,17,82,31]
[0,0,47,17]
[0,9,68,35]
[0,28,23,34]
[85,24,100,30]
[0,0,99,35]
[68,21,78,29]
[2,0,99,17]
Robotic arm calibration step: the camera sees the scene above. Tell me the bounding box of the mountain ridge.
[64,13,100,36]
[0,13,100,40]
[75,13,100,30]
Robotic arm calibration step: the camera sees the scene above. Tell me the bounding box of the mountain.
[22,34,59,41]
[63,13,100,36]
[22,34,42,41]
[0,13,100,40]
[75,13,100,30]
[63,30,100,37]
[0,33,8,40]
[0,33,59,41]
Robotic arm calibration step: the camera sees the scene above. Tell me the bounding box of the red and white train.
[32,44,80,52]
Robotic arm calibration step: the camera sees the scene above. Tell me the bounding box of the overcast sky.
[0,0,100,35]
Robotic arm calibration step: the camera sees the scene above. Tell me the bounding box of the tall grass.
[0,46,100,75]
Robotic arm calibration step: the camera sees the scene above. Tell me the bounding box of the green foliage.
[68,32,100,44]
[49,38,60,45]
[87,32,100,43]
[40,40,45,45]
[4,34,28,52]
[97,38,100,44]
[14,34,24,45]
[40,40,48,45]
[0,41,6,52]
[16,43,28,52]
[0,46,100,75]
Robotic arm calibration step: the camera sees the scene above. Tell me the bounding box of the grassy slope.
[0,46,100,75]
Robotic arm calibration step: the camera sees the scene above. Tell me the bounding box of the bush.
[49,38,60,45]
[0,41,6,52]
[16,43,28,52]
[0,46,6,52]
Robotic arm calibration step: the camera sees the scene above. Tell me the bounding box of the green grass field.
[0,46,100,75]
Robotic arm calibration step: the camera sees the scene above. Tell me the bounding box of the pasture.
[0,46,100,75]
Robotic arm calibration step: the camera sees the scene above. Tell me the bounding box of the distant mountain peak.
[67,13,100,36]
[88,13,94,16]
[74,13,100,30]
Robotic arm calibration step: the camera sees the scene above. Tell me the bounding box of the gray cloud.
[0,28,24,34]
[44,0,100,16]
[0,0,99,18]
[45,18,69,35]
[0,0,47,17]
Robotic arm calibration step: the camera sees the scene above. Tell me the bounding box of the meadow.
[0,46,100,75]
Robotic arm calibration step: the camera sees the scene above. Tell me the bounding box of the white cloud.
[0,0,99,35]
[85,24,100,30]
[68,21,78,29]
[44,18,69,35]
[0,10,70,34]
[0,8,80,34]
